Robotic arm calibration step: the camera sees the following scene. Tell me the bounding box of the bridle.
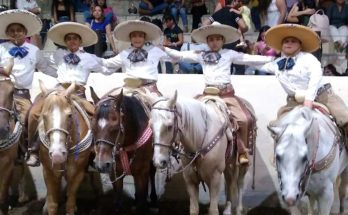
[151,99,181,153]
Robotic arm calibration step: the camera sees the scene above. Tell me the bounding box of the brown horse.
[91,88,157,215]
[0,61,24,215]
[37,81,92,215]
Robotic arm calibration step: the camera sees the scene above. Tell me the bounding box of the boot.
[238,153,249,165]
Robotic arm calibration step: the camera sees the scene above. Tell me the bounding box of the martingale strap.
[200,122,228,156]
[120,125,153,175]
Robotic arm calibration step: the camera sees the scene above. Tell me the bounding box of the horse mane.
[122,95,148,129]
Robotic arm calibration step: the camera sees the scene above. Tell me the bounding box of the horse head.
[0,59,14,140]
[268,106,315,207]
[92,90,123,173]
[151,91,178,169]
[40,80,76,164]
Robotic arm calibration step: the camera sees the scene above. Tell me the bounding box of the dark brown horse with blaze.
[37,81,92,215]
[91,88,157,215]
[0,60,23,215]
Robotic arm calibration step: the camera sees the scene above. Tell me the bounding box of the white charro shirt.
[51,48,111,86]
[164,47,273,85]
[258,52,326,101]
[102,45,168,81]
[0,41,55,89]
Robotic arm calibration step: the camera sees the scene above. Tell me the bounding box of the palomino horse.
[150,91,247,215]
[0,62,23,215]
[37,81,93,215]
[268,106,348,215]
[91,89,157,214]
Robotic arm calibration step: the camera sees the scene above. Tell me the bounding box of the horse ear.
[168,90,178,108]
[267,123,286,140]
[89,86,100,104]
[63,82,76,97]
[301,107,314,133]
[39,79,48,95]
[115,89,124,110]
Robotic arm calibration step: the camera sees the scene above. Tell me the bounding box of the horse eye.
[275,154,281,163]
[167,125,173,130]
[302,156,308,163]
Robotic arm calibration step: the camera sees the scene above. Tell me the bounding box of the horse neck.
[122,98,149,146]
[176,99,210,151]
[69,104,88,145]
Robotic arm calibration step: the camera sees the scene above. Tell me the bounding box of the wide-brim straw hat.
[48,22,98,47]
[265,24,320,52]
[114,20,162,42]
[191,22,240,44]
[0,9,42,39]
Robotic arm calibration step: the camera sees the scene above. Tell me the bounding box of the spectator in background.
[85,5,116,57]
[286,0,317,25]
[94,0,117,28]
[327,0,348,52]
[250,0,261,31]
[285,0,299,12]
[163,14,183,73]
[191,0,208,30]
[230,0,252,48]
[318,0,333,12]
[51,0,75,24]
[323,64,344,76]
[253,25,278,74]
[178,37,209,74]
[214,0,225,12]
[138,0,168,16]
[258,0,286,27]
[168,0,189,32]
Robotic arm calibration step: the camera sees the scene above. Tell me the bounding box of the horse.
[0,62,24,215]
[150,91,248,215]
[91,88,157,215]
[268,106,348,215]
[37,81,93,215]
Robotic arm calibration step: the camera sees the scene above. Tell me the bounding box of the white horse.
[268,106,348,215]
[150,91,247,215]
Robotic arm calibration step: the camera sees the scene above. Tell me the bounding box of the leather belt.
[14,88,31,100]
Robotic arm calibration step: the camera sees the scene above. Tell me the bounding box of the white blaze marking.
[50,105,62,152]
[98,118,108,129]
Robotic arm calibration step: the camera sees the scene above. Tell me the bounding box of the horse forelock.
[42,92,71,115]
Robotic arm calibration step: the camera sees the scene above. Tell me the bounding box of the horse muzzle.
[282,194,300,207]
[49,150,67,164]
[93,159,114,173]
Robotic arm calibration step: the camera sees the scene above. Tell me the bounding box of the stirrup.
[26,154,40,167]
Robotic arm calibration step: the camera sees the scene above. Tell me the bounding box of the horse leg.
[183,170,200,215]
[133,167,150,215]
[317,183,334,215]
[223,164,233,215]
[207,171,222,215]
[42,168,61,215]
[149,162,158,207]
[66,165,85,215]
[307,195,316,215]
[110,171,124,213]
[338,168,348,214]
[235,165,248,215]
[0,160,13,215]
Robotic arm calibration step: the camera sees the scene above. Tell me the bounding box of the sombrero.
[114,20,162,42]
[0,9,42,39]
[48,22,98,47]
[265,24,320,52]
[191,22,240,44]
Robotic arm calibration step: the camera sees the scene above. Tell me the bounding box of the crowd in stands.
[2,0,348,76]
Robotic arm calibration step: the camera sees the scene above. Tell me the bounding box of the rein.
[0,77,22,151]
